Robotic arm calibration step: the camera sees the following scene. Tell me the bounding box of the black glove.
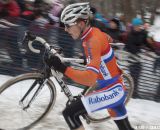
[79,55,87,65]
[0,9,9,17]
[45,55,67,73]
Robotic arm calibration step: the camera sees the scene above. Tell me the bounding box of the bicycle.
[0,32,134,130]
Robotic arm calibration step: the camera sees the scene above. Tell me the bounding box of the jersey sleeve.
[65,38,101,87]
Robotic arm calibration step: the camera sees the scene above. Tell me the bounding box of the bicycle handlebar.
[28,36,50,53]
[24,31,85,64]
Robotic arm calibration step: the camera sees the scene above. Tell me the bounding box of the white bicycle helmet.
[61,2,91,25]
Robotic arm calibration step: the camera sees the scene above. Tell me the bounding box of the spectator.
[90,7,108,33]
[46,0,76,58]
[16,0,25,12]
[0,0,20,18]
[143,22,151,31]
[49,0,64,26]
[94,11,109,28]
[125,18,151,54]
[32,0,63,28]
[20,0,35,21]
[119,15,127,32]
[0,0,23,73]
[20,0,64,28]
[106,17,123,42]
[23,0,64,69]
[23,0,49,69]
[125,17,150,98]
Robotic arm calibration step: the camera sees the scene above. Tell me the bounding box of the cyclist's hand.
[79,56,87,65]
[45,55,67,73]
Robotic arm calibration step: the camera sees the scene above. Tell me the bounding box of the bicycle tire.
[84,72,134,123]
[0,73,57,130]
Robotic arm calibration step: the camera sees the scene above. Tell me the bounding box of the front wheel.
[0,73,57,130]
[84,72,134,123]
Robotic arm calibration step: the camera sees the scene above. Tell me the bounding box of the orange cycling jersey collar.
[81,27,92,40]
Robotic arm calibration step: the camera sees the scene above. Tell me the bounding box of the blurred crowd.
[0,0,159,54]
[0,0,65,70]
[0,0,64,27]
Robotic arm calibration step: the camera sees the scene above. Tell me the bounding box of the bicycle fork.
[19,78,48,110]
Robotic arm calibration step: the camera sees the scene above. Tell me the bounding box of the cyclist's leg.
[62,98,87,130]
[114,117,135,130]
[108,104,135,130]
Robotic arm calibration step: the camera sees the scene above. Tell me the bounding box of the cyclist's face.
[65,22,83,40]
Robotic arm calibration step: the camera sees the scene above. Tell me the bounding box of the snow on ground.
[0,75,160,130]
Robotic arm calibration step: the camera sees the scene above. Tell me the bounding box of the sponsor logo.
[100,62,108,77]
[88,87,122,105]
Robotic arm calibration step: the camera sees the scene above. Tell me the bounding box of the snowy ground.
[0,75,160,130]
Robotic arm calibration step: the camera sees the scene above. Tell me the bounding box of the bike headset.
[60,2,93,38]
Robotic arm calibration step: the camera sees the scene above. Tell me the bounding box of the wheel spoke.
[0,73,55,130]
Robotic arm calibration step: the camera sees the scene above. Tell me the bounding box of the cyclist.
[45,2,135,130]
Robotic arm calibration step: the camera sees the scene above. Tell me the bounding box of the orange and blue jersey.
[65,27,127,120]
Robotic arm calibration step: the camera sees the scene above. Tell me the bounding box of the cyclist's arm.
[65,38,101,87]
[65,68,98,87]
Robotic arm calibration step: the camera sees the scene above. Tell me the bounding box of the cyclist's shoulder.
[91,27,105,35]
[90,27,111,42]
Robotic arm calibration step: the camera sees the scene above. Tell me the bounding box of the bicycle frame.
[20,78,49,110]
[20,32,84,109]
[51,69,75,101]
